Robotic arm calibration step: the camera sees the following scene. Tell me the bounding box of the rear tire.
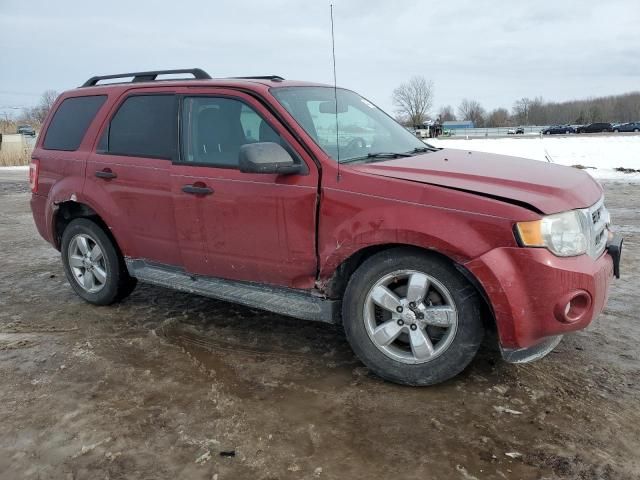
[342,248,483,386]
[61,218,136,305]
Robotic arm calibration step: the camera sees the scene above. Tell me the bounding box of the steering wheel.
[344,137,367,154]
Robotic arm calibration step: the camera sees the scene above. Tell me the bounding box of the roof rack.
[81,68,212,87]
[232,75,285,82]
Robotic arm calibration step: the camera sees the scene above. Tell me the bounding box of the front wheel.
[342,248,483,386]
[61,218,136,305]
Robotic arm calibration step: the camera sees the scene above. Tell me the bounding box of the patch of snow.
[0,165,29,171]
[430,135,640,182]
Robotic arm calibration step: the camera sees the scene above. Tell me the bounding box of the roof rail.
[232,75,285,82]
[81,68,212,87]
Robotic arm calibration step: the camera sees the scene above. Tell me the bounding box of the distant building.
[443,120,474,129]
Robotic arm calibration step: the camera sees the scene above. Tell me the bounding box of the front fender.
[317,190,518,280]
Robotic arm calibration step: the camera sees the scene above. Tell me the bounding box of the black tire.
[342,248,483,386]
[61,218,136,305]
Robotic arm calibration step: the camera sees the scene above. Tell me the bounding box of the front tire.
[61,218,136,305]
[342,248,483,386]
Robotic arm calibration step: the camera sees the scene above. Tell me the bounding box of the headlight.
[516,210,588,257]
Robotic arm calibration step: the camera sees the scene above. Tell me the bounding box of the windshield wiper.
[409,145,440,154]
[340,152,412,164]
[367,152,413,159]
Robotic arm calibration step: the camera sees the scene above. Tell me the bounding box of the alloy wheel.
[363,269,458,364]
[67,234,107,293]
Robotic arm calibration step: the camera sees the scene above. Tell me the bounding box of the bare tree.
[457,99,485,127]
[22,90,59,126]
[485,108,511,127]
[392,76,434,126]
[512,97,532,125]
[393,113,411,126]
[437,105,456,122]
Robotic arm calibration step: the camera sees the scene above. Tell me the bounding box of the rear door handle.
[95,169,117,179]
[182,184,214,195]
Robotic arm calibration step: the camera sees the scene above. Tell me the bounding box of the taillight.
[29,159,39,193]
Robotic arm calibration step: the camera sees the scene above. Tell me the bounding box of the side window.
[101,95,177,160]
[181,97,282,168]
[43,95,106,151]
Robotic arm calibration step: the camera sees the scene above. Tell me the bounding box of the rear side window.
[43,95,106,151]
[101,95,177,160]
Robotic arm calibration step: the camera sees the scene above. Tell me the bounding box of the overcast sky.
[1,0,639,117]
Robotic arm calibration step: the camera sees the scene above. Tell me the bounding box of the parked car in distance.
[613,122,640,133]
[29,68,623,386]
[542,125,575,135]
[17,124,36,136]
[576,122,613,134]
[507,127,525,135]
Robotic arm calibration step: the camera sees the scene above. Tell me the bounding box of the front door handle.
[182,184,214,195]
[95,169,117,179]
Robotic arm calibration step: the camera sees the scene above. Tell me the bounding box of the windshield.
[271,86,430,163]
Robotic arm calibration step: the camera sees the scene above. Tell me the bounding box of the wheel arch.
[53,201,123,258]
[319,242,497,335]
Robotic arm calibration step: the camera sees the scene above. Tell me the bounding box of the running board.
[125,259,339,324]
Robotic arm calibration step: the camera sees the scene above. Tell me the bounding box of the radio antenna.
[330,3,341,180]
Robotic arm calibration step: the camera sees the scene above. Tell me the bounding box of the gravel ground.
[1,169,638,480]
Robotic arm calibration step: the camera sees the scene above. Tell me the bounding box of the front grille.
[585,197,609,258]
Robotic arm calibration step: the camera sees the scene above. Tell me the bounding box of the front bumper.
[465,239,618,352]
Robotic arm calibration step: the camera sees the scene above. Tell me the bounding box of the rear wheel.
[61,218,136,305]
[342,248,483,386]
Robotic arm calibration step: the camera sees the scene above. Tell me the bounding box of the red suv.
[29,69,622,385]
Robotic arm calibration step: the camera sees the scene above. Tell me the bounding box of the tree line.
[393,76,640,127]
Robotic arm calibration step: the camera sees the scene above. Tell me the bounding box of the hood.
[351,148,603,214]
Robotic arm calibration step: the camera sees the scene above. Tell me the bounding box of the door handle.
[182,184,214,195]
[95,169,117,179]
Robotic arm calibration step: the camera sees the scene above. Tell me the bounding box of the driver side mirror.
[239,142,302,175]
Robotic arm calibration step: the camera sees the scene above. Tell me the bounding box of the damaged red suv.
[29,69,622,385]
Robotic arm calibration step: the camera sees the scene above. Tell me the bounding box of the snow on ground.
[0,166,29,171]
[430,135,640,182]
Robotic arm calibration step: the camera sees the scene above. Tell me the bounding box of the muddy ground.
[0,169,638,480]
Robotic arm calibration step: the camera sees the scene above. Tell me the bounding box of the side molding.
[126,259,340,324]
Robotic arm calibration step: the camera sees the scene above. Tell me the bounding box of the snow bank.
[430,135,640,182]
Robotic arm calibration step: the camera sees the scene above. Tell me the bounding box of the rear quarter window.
[43,95,107,151]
